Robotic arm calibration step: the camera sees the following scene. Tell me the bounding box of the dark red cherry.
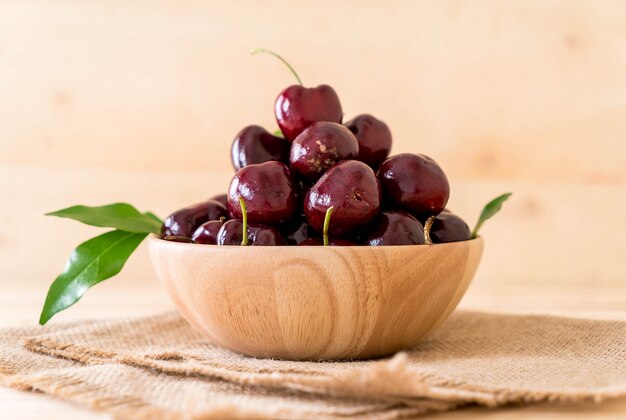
[228,161,297,225]
[429,211,471,243]
[191,219,224,245]
[163,236,196,244]
[217,220,287,246]
[377,153,450,218]
[344,114,392,168]
[231,125,290,170]
[289,122,359,182]
[281,214,319,245]
[250,225,288,246]
[298,238,356,246]
[210,194,228,208]
[275,85,343,141]
[161,200,227,238]
[364,211,425,246]
[304,160,381,236]
[216,219,244,245]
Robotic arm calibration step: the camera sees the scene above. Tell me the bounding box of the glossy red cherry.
[281,214,319,245]
[275,85,343,141]
[216,219,244,245]
[163,236,196,244]
[210,194,228,208]
[304,160,381,236]
[231,125,290,170]
[377,153,450,218]
[344,114,392,168]
[217,219,287,246]
[250,225,288,245]
[289,122,359,182]
[429,211,471,243]
[364,211,424,246]
[298,238,356,246]
[228,161,297,225]
[191,219,224,245]
[161,200,227,238]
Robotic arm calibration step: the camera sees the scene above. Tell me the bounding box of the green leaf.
[46,203,162,234]
[273,129,284,138]
[39,230,147,325]
[471,192,512,238]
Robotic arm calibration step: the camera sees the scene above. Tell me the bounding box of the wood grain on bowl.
[148,237,483,360]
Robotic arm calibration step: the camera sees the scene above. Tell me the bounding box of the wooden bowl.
[148,236,483,360]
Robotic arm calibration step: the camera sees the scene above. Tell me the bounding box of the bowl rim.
[149,234,483,249]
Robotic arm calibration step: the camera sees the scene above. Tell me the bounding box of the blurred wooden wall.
[1,1,625,309]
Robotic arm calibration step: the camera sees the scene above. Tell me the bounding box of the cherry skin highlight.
[281,214,319,245]
[363,211,425,246]
[344,114,392,168]
[191,219,224,245]
[217,219,287,246]
[429,211,472,243]
[210,194,228,208]
[289,121,359,182]
[275,85,343,141]
[304,160,381,236]
[227,161,297,225]
[298,238,356,246]
[231,125,290,170]
[377,153,450,219]
[161,200,227,238]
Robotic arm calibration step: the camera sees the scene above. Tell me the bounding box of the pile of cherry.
[161,53,472,246]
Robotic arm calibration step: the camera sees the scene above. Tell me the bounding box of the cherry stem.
[423,216,435,245]
[323,206,334,247]
[239,197,249,246]
[250,48,303,86]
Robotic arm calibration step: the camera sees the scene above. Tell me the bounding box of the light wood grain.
[148,236,483,360]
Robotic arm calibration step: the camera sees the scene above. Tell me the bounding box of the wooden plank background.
[0,0,625,322]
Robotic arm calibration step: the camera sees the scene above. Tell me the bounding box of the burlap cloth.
[0,310,624,419]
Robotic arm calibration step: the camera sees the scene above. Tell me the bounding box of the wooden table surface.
[1,275,624,419]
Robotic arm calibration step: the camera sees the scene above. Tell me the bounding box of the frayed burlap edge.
[23,337,626,409]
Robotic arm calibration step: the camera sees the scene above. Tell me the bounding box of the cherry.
[298,238,356,246]
[289,122,359,182]
[282,214,319,245]
[252,49,342,141]
[228,161,297,225]
[210,194,228,208]
[217,219,244,245]
[377,153,450,218]
[163,236,196,244]
[231,125,290,170]
[344,114,392,168]
[304,160,381,236]
[364,211,425,246]
[216,220,287,246]
[191,219,225,245]
[276,85,343,141]
[250,225,288,245]
[429,211,471,243]
[161,200,227,238]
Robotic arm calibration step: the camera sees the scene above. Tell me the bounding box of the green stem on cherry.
[323,206,334,247]
[250,48,303,86]
[239,197,249,246]
[423,216,435,245]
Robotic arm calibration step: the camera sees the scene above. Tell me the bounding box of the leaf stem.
[250,48,303,86]
[471,192,512,238]
[423,216,435,245]
[239,197,249,246]
[323,206,334,246]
